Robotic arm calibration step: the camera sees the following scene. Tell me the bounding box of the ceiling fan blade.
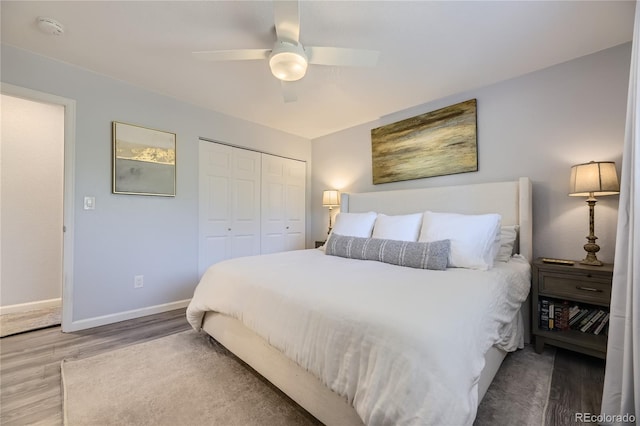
[281,81,297,103]
[273,0,300,44]
[306,47,380,67]
[192,49,271,61]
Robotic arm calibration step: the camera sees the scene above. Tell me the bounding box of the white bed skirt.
[202,311,508,426]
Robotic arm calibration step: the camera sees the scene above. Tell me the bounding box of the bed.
[187,177,533,425]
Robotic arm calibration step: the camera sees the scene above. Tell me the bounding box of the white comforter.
[187,249,531,426]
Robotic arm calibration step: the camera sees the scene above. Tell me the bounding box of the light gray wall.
[1,45,311,323]
[1,94,64,307]
[312,43,631,263]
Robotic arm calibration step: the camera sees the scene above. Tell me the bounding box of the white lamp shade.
[322,190,340,207]
[569,161,620,196]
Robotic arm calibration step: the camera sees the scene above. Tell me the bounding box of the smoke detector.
[37,17,64,36]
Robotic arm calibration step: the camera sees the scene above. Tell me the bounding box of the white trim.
[517,176,533,263]
[0,83,76,332]
[0,298,62,315]
[63,299,191,332]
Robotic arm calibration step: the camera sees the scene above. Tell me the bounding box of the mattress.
[187,248,531,425]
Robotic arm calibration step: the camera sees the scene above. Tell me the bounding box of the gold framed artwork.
[112,121,176,196]
[371,99,478,184]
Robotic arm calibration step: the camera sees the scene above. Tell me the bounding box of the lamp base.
[579,198,604,266]
[580,257,603,267]
[580,241,603,266]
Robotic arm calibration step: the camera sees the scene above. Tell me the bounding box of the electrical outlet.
[134,275,144,288]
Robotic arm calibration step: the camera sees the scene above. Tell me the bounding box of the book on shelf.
[580,310,605,333]
[576,309,599,330]
[538,297,609,335]
[556,300,570,331]
[540,299,570,331]
[585,309,609,335]
[569,308,590,327]
[593,312,609,335]
[593,313,610,335]
[568,305,580,319]
[539,299,550,330]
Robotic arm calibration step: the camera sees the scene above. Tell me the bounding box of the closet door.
[230,148,262,257]
[199,141,261,275]
[261,154,306,254]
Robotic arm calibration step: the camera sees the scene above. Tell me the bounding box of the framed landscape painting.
[371,99,478,184]
[112,121,176,196]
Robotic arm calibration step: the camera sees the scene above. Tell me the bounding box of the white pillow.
[332,211,378,238]
[418,211,502,270]
[372,213,423,242]
[495,225,520,262]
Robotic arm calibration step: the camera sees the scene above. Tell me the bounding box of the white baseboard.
[0,298,62,316]
[62,299,191,332]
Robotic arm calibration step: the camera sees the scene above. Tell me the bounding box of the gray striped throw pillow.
[325,234,450,270]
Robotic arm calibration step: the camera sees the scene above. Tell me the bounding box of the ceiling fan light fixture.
[269,41,308,81]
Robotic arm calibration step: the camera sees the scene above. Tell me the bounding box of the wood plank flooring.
[545,348,606,425]
[1,309,606,426]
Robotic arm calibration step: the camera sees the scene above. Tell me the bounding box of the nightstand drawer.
[539,273,611,305]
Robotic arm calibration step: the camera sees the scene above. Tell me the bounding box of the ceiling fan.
[193,0,380,102]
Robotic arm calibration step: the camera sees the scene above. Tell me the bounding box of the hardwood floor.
[0,309,190,426]
[1,309,606,426]
[545,348,606,426]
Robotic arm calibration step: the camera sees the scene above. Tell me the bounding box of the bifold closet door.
[199,141,261,275]
[261,154,306,254]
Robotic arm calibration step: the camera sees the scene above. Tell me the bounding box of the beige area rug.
[475,344,556,426]
[0,306,61,337]
[61,330,319,426]
[62,330,555,426]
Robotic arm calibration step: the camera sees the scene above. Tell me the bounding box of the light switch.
[84,196,95,210]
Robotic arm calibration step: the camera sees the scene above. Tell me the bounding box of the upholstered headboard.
[341,177,533,262]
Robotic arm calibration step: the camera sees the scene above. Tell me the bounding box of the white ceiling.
[1,1,634,139]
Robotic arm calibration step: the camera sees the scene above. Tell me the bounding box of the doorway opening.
[0,83,76,335]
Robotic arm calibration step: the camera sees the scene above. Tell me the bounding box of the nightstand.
[532,258,613,359]
[315,240,326,248]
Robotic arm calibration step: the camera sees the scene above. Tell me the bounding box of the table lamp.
[322,190,340,235]
[569,161,620,266]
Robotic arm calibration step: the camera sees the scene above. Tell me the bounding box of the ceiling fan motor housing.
[269,41,308,81]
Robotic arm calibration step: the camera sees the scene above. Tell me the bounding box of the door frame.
[1,83,76,332]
